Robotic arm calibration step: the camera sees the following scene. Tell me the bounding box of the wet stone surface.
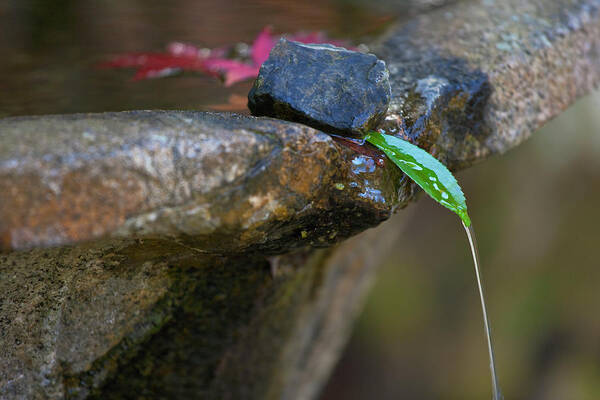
[248,39,391,136]
[0,110,405,253]
[373,0,600,170]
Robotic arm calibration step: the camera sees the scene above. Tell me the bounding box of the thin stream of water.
[462,221,503,400]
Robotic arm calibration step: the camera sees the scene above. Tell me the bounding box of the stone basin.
[1,0,600,398]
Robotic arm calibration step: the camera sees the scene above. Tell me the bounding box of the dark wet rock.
[248,39,391,136]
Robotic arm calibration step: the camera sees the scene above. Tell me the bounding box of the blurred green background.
[2,1,599,399]
[321,91,600,400]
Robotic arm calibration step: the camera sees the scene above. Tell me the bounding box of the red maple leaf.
[100,26,353,86]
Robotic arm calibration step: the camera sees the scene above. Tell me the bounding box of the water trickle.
[462,221,503,400]
[354,131,502,397]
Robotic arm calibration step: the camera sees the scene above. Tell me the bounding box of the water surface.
[0,0,394,118]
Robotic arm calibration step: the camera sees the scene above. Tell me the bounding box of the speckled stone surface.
[0,110,404,253]
[0,216,408,399]
[374,0,600,169]
[248,39,391,136]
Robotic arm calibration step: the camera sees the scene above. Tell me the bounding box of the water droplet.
[399,160,423,170]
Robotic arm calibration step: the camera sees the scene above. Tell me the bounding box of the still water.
[0,0,393,118]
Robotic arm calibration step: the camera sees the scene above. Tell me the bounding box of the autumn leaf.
[251,26,277,66]
[101,26,353,86]
[208,94,249,111]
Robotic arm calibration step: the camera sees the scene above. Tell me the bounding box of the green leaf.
[365,131,471,226]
